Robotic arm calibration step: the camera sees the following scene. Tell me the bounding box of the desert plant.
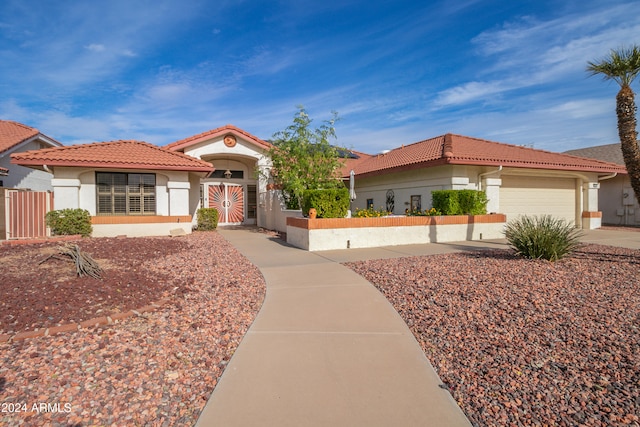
[504,215,583,261]
[196,207,219,231]
[45,208,92,237]
[587,46,640,204]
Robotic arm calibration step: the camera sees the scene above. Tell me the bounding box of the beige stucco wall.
[599,175,640,226]
[351,165,474,214]
[352,165,602,229]
[287,221,506,251]
[50,167,192,217]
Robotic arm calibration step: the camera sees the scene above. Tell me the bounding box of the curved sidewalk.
[195,227,473,427]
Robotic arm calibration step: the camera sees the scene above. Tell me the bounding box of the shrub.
[354,206,391,217]
[45,209,93,237]
[302,188,349,218]
[196,208,219,231]
[432,190,487,215]
[504,215,583,261]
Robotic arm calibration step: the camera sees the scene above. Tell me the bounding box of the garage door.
[500,175,577,224]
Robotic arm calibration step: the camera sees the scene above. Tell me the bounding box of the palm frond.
[587,45,640,86]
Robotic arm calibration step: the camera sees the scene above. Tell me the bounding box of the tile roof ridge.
[446,133,578,156]
[166,124,271,150]
[443,133,454,158]
[378,134,445,154]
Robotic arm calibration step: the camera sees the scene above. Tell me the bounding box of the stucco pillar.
[483,178,502,214]
[167,181,191,216]
[451,177,469,189]
[51,178,80,210]
[582,182,601,229]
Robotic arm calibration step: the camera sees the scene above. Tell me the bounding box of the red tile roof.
[342,133,626,178]
[166,124,272,152]
[11,140,214,173]
[0,120,62,154]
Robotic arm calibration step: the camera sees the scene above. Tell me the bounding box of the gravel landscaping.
[346,244,640,427]
[2,228,639,426]
[0,231,266,426]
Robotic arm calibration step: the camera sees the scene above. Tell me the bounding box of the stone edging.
[0,297,172,343]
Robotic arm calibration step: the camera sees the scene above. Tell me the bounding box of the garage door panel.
[500,176,576,224]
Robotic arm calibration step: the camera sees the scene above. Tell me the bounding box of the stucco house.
[343,134,626,229]
[0,120,62,190]
[565,143,639,226]
[12,125,627,238]
[11,139,214,237]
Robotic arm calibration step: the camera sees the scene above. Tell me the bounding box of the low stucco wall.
[286,214,507,251]
[91,215,193,237]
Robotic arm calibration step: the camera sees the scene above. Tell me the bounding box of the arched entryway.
[200,156,259,226]
[209,183,244,224]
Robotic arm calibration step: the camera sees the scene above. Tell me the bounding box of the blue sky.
[0,0,638,153]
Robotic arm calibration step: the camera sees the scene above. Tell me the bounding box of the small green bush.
[432,190,487,215]
[45,209,93,237]
[302,188,349,218]
[504,215,583,261]
[458,189,488,215]
[196,208,219,231]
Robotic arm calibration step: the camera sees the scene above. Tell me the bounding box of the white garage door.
[500,175,577,224]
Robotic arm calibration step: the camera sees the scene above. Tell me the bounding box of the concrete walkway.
[195,227,473,427]
[195,227,640,427]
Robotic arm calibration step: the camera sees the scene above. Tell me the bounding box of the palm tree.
[587,45,640,202]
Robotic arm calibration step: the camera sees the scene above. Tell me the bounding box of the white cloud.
[434,81,512,107]
[85,43,106,52]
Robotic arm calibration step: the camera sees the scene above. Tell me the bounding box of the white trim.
[167,181,191,189]
[51,178,80,187]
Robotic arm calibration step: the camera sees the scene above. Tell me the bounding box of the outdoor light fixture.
[223,157,232,179]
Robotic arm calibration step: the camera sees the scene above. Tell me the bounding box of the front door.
[209,183,244,224]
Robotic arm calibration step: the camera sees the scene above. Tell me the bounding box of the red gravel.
[0,231,266,426]
[346,244,640,427]
[1,237,191,335]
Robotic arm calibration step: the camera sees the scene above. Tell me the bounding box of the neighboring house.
[11,140,214,237]
[565,143,639,226]
[343,133,626,229]
[0,120,62,190]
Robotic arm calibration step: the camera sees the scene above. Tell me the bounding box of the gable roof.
[343,133,626,178]
[564,143,625,165]
[166,124,272,152]
[11,140,214,173]
[0,120,62,154]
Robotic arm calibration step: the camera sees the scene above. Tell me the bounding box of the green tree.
[267,106,346,209]
[587,45,640,203]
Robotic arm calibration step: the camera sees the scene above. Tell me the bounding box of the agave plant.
[504,215,583,261]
